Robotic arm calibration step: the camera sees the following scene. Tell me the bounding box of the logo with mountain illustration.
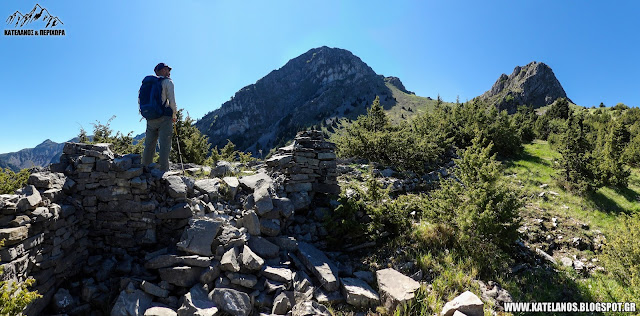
[5,3,65,36]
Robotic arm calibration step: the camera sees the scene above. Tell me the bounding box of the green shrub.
[326,171,412,246]
[601,213,640,301]
[79,116,144,156]
[419,136,522,275]
[170,110,211,165]
[0,240,42,315]
[0,168,30,195]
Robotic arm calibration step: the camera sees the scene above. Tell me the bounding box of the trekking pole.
[173,123,185,174]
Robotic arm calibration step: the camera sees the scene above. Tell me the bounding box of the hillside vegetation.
[329,97,639,315]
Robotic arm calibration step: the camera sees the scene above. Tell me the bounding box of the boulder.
[272,291,294,315]
[297,242,340,291]
[262,266,293,283]
[238,211,260,236]
[240,245,264,272]
[208,288,251,316]
[222,177,240,199]
[176,285,219,316]
[341,277,380,307]
[260,218,280,237]
[248,236,280,259]
[165,176,188,198]
[111,289,153,316]
[194,179,222,200]
[17,185,41,211]
[376,268,421,311]
[220,247,241,272]
[177,217,223,256]
[239,172,273,191]
[253,185,274,215]
[440,291,484,316]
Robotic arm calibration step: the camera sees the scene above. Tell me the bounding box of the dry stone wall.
[0,130,424,315]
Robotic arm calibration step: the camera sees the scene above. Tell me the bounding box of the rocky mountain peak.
[195,46,393,154]
[479,61,570,113]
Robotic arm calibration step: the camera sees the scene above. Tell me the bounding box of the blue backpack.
[138,76,171,120]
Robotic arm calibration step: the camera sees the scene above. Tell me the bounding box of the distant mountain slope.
[477,61,570,113]
[0,139,65,171]
[195,46,423,154]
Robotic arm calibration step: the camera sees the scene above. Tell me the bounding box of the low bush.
[0,168,30,194]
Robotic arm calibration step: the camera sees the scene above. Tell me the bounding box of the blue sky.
[1,0,639,153]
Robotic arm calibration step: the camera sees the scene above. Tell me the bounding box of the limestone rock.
[157,203,193,220]
[222,177,240,199]
[17,185,41,211]
[177,217,223,256]
[260,218,280,237]
[376,268,421,311]
[238,211,260,236]
[208,288,251,316]
[220,247,241,272]
[165,176,188,198]
[194,178,222,200]
[290,300,332,316]
[272,291,293,315]
[239,173,273,191]
[440,291,484,316]
[111,289,153,316]
[240,245,264,272]
[248,236,280,259]
[177,285,218,316]
[159,266,205,288]
[341,277,380,307]
[141,281,169,298]
[297,242,340,291]
[144,307,178,316]
[253,185,274,215]
[262,266,293,283]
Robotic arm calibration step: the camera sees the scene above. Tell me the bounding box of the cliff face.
[478,61,570,113]
[195,46,401,153]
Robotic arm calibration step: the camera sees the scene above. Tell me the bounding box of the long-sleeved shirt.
[160,76,177,118]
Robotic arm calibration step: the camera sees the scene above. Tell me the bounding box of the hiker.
[140,62,178,171]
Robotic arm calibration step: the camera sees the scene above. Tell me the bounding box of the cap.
[154,63,172,72]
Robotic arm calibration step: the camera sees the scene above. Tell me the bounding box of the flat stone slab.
[194,178,222,199]
[441,291,484,316]
[376,268,421,311]
[158,266,204,288]
[297,242,340,292]
[145,255,211,269]
[177,217,223,256]
[239,173,273,191]
[261,266,293,283]
[248,236,279,258]
[341,277,380,307]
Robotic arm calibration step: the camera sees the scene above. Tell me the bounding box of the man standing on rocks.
[142,63,178,171]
